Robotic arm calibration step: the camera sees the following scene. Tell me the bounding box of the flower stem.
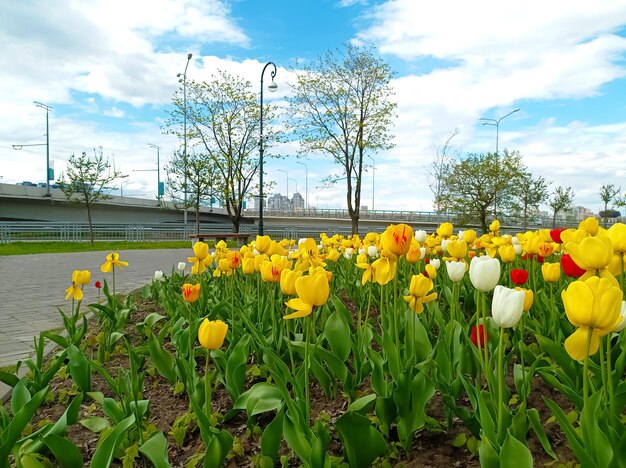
[304,315,311,423]
[497,326,505,437]
[582,327,593,424]
[606,335,615,415]
[205,349,212,422]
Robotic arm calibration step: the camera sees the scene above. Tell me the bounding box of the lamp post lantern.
[258,61,277,235]
[177,53,193,224]
[296,160,308,210]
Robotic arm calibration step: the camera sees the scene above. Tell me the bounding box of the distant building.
[291,192,305,211]
[268,193,290,210]
[575,206,594,221]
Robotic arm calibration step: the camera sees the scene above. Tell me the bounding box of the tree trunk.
[522,203,528,230]
[351,215,359,235]
[86,203,94,246]
[480,211,488,234]
[552,211,557,229]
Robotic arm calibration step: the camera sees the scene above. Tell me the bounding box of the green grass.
[0,240,193,256]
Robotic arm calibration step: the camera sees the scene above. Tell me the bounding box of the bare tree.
[599,183,621,227]
[287,44,397,234]
[165,150,220,233]
[427,129,460,214]
[548,186,575,228]
[513,172,551,229]
[57,148,126,245]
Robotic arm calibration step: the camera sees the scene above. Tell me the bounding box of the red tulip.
[550,228,567,244]
[522,253,534,261]
[471,324,489,348]
[95,280,102,289]
[560,253,585,278]
[510,268,528,285]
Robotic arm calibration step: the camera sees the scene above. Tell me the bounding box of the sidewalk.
[0,248,191,369]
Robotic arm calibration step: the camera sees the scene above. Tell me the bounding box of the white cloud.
[103,107,125,118]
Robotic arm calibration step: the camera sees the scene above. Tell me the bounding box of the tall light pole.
[479,108,520,218]
[148,143,162,203]
[258,61,278,235]
[479,108,519,155]
[289,177,298,195]
[367,155,375,211]
[296,160,308,210]
[177,53,193,224]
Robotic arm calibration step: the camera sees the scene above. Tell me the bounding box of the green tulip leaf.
[42,433,84,468]
[335,410,388,467]
[138,431,170,468]
[500,430,533,468]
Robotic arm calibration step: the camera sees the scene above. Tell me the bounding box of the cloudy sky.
[2,0,626,214]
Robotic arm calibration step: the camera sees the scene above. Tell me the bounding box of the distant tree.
[513,172,551,230]
[427,129,460,214]
[548,186,575,228]
[599,183,621,227]
[287,44,397,234]
[165,70,277,232]
[57,148,126,245]
[165,150,220,233]
[439,150,526,233]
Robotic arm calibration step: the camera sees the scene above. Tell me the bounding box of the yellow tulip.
[515,287,534,312]
[463,230,477,245]
[406,239,422,263]
[72,269,91,286]
[381,223,414,256]
[284,269,330,319]
[193,241,209,261]
[498,245,516,263]
[242,257,255,275]
[260,255,291,283]
[541,262,561,283]
[578,216,599,236]
[326,248,341,262]
[489,220,501,233]
[446,239,467,260]
[254,254,269,272]
[198,318,228,350]
[403,274,438,314]
[425,264,437,279]
[100,252,129,273]
[608,223,626,253]
[537,242,553,258]
[182,283,201,303]
[191,260,206,276]
[280,268,302,296]
[436,222,453,238]
[566,235,613,271]
[255,235,272,254]
[561,277,623,360]
[372,255,396,285]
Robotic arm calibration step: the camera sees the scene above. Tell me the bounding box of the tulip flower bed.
[2,218,626,467]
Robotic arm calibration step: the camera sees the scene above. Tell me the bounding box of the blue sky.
[2,0,626,214]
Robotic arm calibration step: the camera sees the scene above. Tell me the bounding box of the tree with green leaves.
[165,70,278,232]
[599,183,621,227]
[513,172,551,230]
[439,150,526,233]
[548,186,575,228]
[164,150,220,233]
[57,148,126,245]
[287,44,397,234]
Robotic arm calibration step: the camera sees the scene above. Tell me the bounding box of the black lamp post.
[258,62,278,235]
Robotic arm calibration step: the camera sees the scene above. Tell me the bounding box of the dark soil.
[12,292,576,467]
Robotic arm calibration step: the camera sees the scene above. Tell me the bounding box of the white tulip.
[177,262,186,272]
[430,258,441,270]
[511,236,519,245]
[414,229,428,243]
[513,244,522,255]
[469,255,501,292]
[358,247,366,255]
[441,239,449,253]
[367,245,378,258]
[446,261,466,282]
[154,270,164,281]
[492,285,525,328]
[458,230,465,240]
[343,248,354,260]
[419,247,426,260]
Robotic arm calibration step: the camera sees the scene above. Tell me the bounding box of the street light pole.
[479,108,519,155]
[367,155,375,211]
[289,177,297,195]
[177,53,193,224]
[278,168,288,209]
[34,101,52,197]
[296,160,308,210]
[479,108,520,219]
[259,61,278,235]
[148,143,161,203]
